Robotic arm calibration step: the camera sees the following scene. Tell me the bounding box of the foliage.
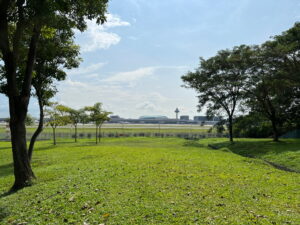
[25,114,35,126]
[182,45,253,142]
[85,103,110,126]
[45,103,70,145]
[0,0,109,189]
[0,138,299,224]
[85,103,111,143]
[45,103,70,129]
[232,113,273,138]
[245,23,300,141]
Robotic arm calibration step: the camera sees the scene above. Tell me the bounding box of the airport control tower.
[175,108,180,120]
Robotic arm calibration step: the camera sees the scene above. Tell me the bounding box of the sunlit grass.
[0,138,299,224]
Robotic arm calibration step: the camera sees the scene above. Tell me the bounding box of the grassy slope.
[0,138,299,225]
[206,138,300,172]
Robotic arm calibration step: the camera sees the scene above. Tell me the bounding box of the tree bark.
[95,126,98,144]
[52,127,56,145]
[74,124,77,142]
[228,116,233,142]
[9,96,35,191]
[271,119,279,142]
[0,5,41,190]
[28,94,44,161]
[98,124,102,143]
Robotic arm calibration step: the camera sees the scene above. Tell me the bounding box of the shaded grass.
[206,138,300,172]
[0,138,299,224]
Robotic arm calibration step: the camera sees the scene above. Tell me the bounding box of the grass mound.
[206,138,300,172]
[0,138,299,224]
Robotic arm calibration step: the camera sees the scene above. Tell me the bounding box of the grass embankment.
[0,138,299,224]
[206,138,300,172]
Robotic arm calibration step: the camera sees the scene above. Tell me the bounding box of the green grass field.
[0,138,299,224]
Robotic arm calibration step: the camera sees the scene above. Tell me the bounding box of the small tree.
[46,103,70,145]
[25,114,35,126]
[85,103,111,144]
[61,107,87,142]
[182,45,253,142]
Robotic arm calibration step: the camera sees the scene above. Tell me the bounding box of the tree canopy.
[182,45,253,142]
[0,0,109,190]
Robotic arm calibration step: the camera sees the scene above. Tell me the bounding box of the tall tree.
[246,23,300,141]
[182,45,253,142]
[0,0,108,190]
[28,27,81,161]
[85,103,111,144]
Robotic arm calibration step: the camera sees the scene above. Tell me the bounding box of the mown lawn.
[0,138,299,225]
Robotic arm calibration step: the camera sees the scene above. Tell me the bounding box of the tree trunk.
[0,5,41,191]
[52,127,56,145]
[28,95,44,161]
[95,126,98,144]
[228,116,233,142]
[9,96,35,191]
[74,125,77,142]
[98,124,102,143]
[271,119,279,142]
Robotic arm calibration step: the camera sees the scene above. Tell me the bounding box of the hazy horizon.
[1,0,299,118]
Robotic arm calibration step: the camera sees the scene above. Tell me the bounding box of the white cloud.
[102,14,131,29]
[64,79,87,87]
[102,67,156,83]
[77,14,130,52]
[53,65,199,118]
[68,62,106,76]
[136,101,158,111]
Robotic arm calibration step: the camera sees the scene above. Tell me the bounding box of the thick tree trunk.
[9,96,35,191]
[228,116,233,142]
[271,119,279,142]
[52,127,56,145]
[28,95,44,161]
[0,4,41,191]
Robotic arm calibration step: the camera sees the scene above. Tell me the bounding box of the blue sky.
[1,0,300,118]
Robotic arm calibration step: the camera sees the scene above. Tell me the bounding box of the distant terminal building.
[139,116,168,120]
[180,115,189,120]
[110,115,120,119]
[108,114,219,125]
[194,116,207,121]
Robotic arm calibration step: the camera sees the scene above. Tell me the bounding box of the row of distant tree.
[30,102,110,159]
[3,102,111,160]
[182,23,300,142]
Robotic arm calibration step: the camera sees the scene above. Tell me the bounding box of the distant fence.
[281,129,300,138]
[0,131,227,141]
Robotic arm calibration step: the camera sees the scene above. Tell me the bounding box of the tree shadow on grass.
[207,139,300,172]
[183,140,205,148]
[210,140,300,156]
[0,206,9,222]
[0,163,13,177]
